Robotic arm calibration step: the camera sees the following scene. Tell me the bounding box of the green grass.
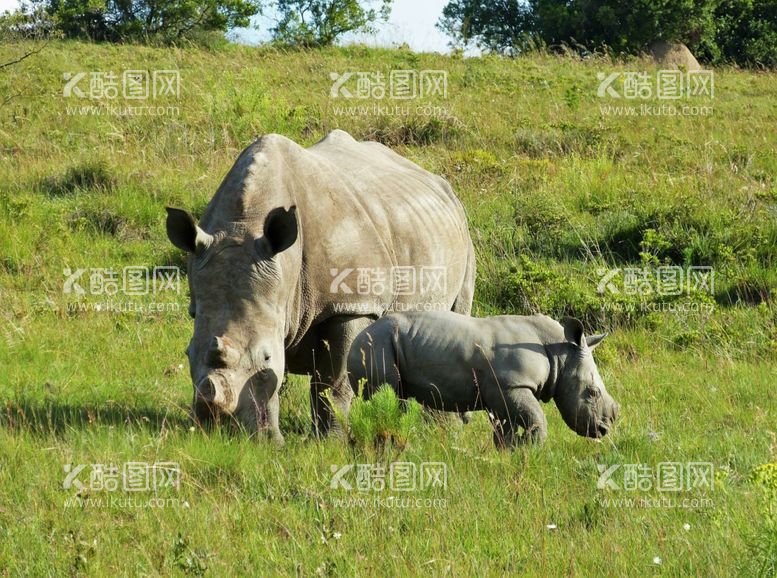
[0,40,776,576]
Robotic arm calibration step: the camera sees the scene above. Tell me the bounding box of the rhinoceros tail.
[451,238,475,316]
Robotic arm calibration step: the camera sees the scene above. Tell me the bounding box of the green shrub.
[514,124,618,159]
[747,463,777,577]
[347,385,423,458]
[362,115,463,147]
[40,161,115,196]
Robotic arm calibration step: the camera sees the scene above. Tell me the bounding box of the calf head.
[166,205,299,438]
[553,317,619,439]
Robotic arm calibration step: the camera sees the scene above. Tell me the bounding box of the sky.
[1,0,454,53]
[234,0,452,52]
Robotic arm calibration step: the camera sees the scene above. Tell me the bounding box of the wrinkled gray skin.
[166,130,474,441]
[347,312,619,446]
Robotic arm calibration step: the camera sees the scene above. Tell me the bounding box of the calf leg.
[488,387,548,448]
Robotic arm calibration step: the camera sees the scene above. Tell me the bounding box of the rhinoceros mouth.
[190,398,269,434]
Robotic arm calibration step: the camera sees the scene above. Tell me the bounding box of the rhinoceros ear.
[166,207,213,254]
[561,317,585,348]
[586,333,608,350]
[257,205,298,257]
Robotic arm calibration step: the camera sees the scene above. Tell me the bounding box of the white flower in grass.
[653,556,662,565]
[546,524,557,530]
[683,523,691,531]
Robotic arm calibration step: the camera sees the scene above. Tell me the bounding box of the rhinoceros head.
[553,317,619,439]
[165,205,299,438]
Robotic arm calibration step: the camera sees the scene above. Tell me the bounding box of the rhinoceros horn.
[207,336,240,368]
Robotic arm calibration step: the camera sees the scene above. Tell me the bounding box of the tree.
[713,0,777,67]
[0,3,52,106]
[269,0,392,47]
[438,0,532,54]
[1,5,51,66]
[437,0,777,67]
[7,0,261,43]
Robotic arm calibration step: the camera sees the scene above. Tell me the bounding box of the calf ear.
[561,317,585,347]
[586,333,608,350]
[166,207,213,254]
[258,205,298,257]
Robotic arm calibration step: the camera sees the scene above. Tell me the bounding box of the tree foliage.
[5,0,261,43]
[438,0,777,67]
[270,0,391,47]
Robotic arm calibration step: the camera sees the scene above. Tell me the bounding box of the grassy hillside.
[0,41,776,576]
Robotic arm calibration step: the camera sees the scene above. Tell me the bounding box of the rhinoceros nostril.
[197,377,216,402]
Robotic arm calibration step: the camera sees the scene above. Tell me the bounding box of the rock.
[649,40,702,70]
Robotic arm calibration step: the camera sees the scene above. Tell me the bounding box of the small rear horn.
[207,336,239,368]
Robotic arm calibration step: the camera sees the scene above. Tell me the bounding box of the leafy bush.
[40,161,115,196]
[747,463,777,577]
[6,0,259,43]
[360,115,463,146]
[438,0,715,55]
[347,385,423,457]
[712,0,777,67]
[270,0,392,47]
[514,123,619,159]
[438,0,777,68]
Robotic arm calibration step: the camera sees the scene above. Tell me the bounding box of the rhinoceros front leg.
[309,315,375,437]
[489,387,548,448]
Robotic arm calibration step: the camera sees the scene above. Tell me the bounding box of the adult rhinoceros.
[166,130,474,441]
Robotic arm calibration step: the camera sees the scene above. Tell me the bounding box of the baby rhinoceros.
[346,311,619,447]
